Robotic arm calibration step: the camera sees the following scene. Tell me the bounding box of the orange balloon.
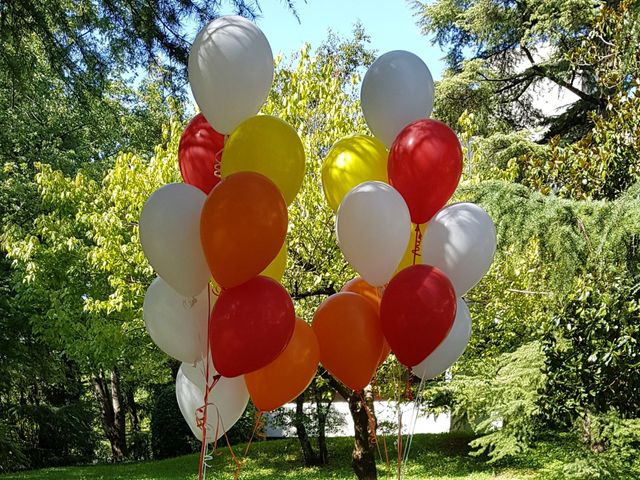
[312,292,383,391]
[244,318,320,412]
[200,172,287,288]
[340,278,389,367]
[341,277,381,312]
[378,340,391,366]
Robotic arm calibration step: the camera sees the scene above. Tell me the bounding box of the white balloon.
[336,181,411,287]
[412,298,472,380]
[422,203,497,296]
[139,183,210,297]
[143,277,214,363]
[361,50,434,147]
[175,364,249,443]
[188,16,274,134]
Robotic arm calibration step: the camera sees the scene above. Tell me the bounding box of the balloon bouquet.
[318,51,497,396]
[139,13,496,479]
[139,16,319,478]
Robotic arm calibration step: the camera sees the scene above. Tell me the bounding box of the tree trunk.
[330,378,378,480]
[125,385,140,433]
[293,392,321,466]
[313,379,332,465]
[92,368,127,461]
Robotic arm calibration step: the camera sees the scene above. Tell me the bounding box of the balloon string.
[243,411,264,457]
[403,373,427,468]
[396,409,403,480]
[198,288,219,480]
[372,379,390,468]
[221,425,242,480]
[411,224,423,266]
[213,135,228,179]
[357,390,378,447]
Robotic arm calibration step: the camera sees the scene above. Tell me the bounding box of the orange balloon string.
[243,410,264,457]
[357,390,379,447]
[213,135,228,179]
[411,223,423,266]
[197,289,221,480]
[221,426,242,480]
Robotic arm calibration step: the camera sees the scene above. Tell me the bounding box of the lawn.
[0,433,576,480]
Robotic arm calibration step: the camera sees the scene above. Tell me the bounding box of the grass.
[0,432,576,480]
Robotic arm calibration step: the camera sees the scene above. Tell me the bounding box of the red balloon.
[210,276,295,377]
[380,265,456,367]
[388,119,462,224]
[178,114,225,194]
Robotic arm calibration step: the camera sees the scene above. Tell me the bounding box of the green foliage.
[413,0,603,138]
[262,36,371,319]
[541,411,640,479]
[0,419,28,473]
[448,2,640,201]
[150,383,194,460]
[542,272,640,426]
[0,0,284,96]
[438,342,546,462]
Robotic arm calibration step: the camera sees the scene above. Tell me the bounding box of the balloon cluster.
[319,51,497,388]
[139,16,319,448]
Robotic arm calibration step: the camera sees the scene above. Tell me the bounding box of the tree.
[422,178,640,460]
[0,0,294,96]
[428,1,640,203]
[414,0,637,141]
[2,121,184,461]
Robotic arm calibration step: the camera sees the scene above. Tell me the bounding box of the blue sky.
[217,0,447,80]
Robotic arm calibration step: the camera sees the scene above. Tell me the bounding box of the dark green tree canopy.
[0,0,295,94]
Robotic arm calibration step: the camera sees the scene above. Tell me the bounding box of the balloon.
[312,292,383,391]
[178,114,225,194]
[210,276,295,378]
[336,181,411,287]
[339,279,390,366]
[245,318,320,412]
[412,298,472,380]
[211,241,287,293]
[361,50,434,147]
[388,119,463,224]
[341,277,381,312]
[395,223,427,274]
[380,265,456,367]
[260,241,287,282]
[182,358,215,387]
[422,203,497,296]
[200,172,287,289]
[321,135,388,212]
[143,277,213,363]
[176,364,249,443]
[139,183,210,297]
[188,16,273,134]
[221,115,305,205]
[378,340,391,367]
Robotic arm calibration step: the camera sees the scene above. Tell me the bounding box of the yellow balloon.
[212,242,287,294]
[221,115,305,205]
[321,135,388,212]
[260,241,287,282]
[395,223,427,274]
